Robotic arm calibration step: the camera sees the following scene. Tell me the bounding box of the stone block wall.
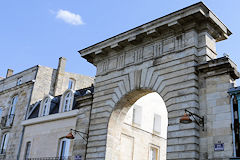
[72,94,93,160]
[198,57,239,159]
[0,66,37,160]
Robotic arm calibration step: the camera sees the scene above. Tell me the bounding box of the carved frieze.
[97,34,186,75]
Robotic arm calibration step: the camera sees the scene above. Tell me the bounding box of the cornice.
[78,2,231,64]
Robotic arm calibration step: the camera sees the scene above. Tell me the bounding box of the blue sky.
[0,0,239,84]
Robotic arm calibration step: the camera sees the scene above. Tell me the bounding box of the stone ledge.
[197,57,240,80]
[21,109,78,126]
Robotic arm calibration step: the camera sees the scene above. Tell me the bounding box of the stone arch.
[106,89,168,160]
[86,62,200,159]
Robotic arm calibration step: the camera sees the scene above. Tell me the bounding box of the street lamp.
[65,129,88,142]
[179,109,204,131]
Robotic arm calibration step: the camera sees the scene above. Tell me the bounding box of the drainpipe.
[84,86,94,160]
[230,95,236,157]
[16,66,38,160]
[236,94,240,154]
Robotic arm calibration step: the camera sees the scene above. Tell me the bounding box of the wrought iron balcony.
[27,156,74,160]
[0,114,15,128]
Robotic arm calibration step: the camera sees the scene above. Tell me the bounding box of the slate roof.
[27,86,94,119]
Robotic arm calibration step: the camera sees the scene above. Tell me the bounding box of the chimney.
[53,57,67,96]
[57,57,66,73]
[6,69,14,78]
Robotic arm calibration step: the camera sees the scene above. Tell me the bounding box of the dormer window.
[68,79,75,90]
[42,98,50,116]
[39,96,53,117]
[16,78,22,86]
[63,92,72,112]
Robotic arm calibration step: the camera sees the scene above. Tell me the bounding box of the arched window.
[0,133,9,154]
[42,98,50,116]
[63,92,72,112]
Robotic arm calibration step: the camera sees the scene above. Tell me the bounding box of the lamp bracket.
[185,109,204,130]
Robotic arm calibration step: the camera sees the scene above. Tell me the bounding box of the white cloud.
[56,9,84,25]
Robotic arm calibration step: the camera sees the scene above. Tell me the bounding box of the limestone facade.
[0,57,94,160]
[78,2,239,160]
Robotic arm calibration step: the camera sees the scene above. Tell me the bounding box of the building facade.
[0,57,94,160]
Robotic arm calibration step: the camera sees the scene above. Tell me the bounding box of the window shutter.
[154,114,161,133]
[133,105,142,125]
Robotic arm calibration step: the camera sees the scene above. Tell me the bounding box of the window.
[0,107,2,118]
[132,105,142,125]
[0,133,9,154]
[68,79,75,90]
[6,96,17,126]
[149,147,159,160]
[16,77,22,85]
[63,92,72,112]
[153,114,161,133]
[9,96,17,115]
[42,98,50,116]
[24,142,31,160]
[58,138,70,159]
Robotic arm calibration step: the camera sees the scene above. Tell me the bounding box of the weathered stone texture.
[78,2,237,160]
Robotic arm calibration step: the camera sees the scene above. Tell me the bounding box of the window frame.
[24,141,31,160]
[39,95,53,117]
[132,105,142,126]
[68,79,75,90]
[63,92,72,112]
[58,138,70,158]
[153,114,161,134]
[16,77,22,86]
[41,98,50,116]
[8,96,18,116]
[0,132,9,155]
[0,107,3,118]
[149,145,160,160]
[59,90,74,113]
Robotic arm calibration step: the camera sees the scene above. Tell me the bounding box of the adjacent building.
[0,57,94,160]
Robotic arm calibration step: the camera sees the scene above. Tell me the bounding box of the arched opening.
[106,90,168,160]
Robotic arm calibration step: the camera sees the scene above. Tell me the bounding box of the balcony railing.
[1,114,15,128]
[27,157,74,160]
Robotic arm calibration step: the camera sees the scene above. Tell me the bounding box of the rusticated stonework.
[79,2,239,160]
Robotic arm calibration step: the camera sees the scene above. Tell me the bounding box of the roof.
[27,86,94,119]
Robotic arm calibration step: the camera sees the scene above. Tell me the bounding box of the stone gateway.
[79,2,239,160]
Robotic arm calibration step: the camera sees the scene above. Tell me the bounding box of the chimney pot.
[6,69,14,78]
